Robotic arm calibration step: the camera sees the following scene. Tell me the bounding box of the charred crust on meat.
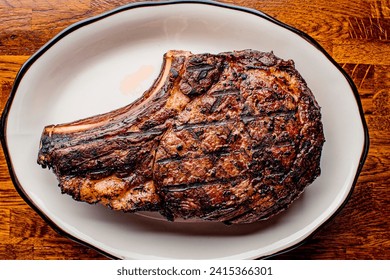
[37,49,325,224]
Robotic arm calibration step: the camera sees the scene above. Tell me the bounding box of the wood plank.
[0,55,29,82]
[89,0,146,13]
[0,30,46,55]
[0,80,13,114]
[333,40,390,65]
[347,17,390,41]
[341,63,375,91]
[31,0,90,11]
[0,150,30,207]
[0,1,32,8]
[375,65,390,89]
[10,208,53,239]
[359,146,390,184]
[0,209,10,239]
[0,8,31,31]
[0,244,34,259]
[0,187,29,207]
[370,0,390,18]
[33,239,107,260]
[30,1,92,41]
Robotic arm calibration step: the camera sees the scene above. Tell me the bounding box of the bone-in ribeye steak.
[37,50,325,224]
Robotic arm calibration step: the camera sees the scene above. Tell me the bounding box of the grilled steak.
[37,50,325,224]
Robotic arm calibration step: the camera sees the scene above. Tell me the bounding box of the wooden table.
[0,0,388,260]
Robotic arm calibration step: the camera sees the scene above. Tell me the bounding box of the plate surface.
[1,1,368,259]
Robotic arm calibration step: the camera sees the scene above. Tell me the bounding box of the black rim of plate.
[0,0,370,260]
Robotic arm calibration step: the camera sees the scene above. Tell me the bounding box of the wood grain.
[0,0,389,260]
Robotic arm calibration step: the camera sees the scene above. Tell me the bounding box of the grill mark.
[175,109,296,131]
[201,207,239,220]
[175,118,234,131]
[264,109,296,118]
[50,126,165,152]
[239,115,257,123]
[245,65,273,71]
[264,172,285,180]
[211,88,240,96]
[59,148,119,175]
[164,175,248,192]
[225,205,271,224]
[250,141,295,152]
[151,127,171,182]
[268,130,309,185]
[186,64,215,72]
[114,129,164,139]
[156,147,240,165]
[209,95,223,113]
[225,126,235,143]
[156,154,182,165]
